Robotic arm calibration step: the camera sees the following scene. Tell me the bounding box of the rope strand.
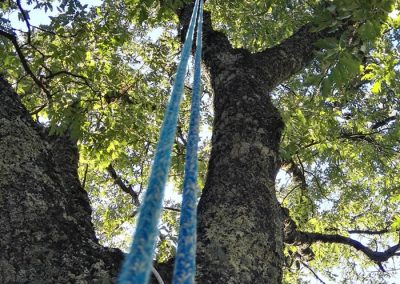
[172,0,203,283]
[117,1,201,282]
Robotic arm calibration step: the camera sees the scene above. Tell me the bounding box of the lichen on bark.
[0,77,123,283]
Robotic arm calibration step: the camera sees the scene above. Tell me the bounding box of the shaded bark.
[0,77,123,283]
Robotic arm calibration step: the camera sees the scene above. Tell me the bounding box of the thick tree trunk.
[0,77,123,283]
[196,59,285,282]
[195,23,285,284]
[179,5,335,283]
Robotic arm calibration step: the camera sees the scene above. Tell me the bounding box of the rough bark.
[194,14,285,283]
[177,5,339,283]
[0,77,123,283]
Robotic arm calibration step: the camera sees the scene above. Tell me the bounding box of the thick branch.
[179,4,347,95]
[178,4,249,92]
[283,210,400,266]
[297,231,400,264]
[252,24,336,89]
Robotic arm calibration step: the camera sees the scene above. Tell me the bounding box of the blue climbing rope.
[172,0,203,283]
[117,1,201,283]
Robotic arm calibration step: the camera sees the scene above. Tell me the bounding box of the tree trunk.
[0,77,123,283]
[195,22,285,284]
[177,5,333,283]
[196,56,285,282]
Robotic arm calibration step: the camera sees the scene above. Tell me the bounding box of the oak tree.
[1,0,400,282]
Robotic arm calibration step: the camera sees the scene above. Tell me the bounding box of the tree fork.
[0,76,125,282]
[177,2,354,282]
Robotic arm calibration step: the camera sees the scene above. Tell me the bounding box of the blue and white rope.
[172,0,203,283]
[117,1,201,283]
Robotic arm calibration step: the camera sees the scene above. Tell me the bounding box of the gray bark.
[179,6,336,283]
[195,14,285,283]
[0,77,123,283]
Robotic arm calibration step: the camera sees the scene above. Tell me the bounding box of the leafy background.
[1,0,400,282]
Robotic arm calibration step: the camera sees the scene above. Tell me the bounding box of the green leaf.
[314,38,339,50]
[341,52,361,76]
[321,77,332,97]
[358,20,381,41]
[371,80,382,94]
[390,216,400,231]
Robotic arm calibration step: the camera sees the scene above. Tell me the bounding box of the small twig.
[282,184,300,203]
[138,142,150,196]
[371,116,397,130]
[152,266,165,284]
[347,228,391,235]
[16,0,32,44]
[81,164,89,190]
[30,103,47,115]
[45,70,89,81]
[31,24,78,38]
[177,123,187,147]
[163,206,180,213]
[300,261,326,284]
[280,84,297,96]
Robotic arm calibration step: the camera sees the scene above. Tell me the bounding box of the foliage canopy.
[1,0,400,282]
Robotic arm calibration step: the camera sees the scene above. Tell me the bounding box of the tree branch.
[252,24,335,89]
[29,103,47,115]
[106,164,181,213]
[282,209,400,266]
[300,260,327,284]
[339,131,378,143]
[347,228,391,235]
[371,116,397,130]
[297,231,400,265]
[151,266,165,284]
[179,2,350,98]
[163,206,180,213]
[45,70,89,82]
[281,158,307,189]
[16,0,32,44]
[151,258,174,284]
[106,164,140,206]
[81,164,89,190]
[0,29,51,98]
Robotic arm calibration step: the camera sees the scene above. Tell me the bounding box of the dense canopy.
[1,0,400,282]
